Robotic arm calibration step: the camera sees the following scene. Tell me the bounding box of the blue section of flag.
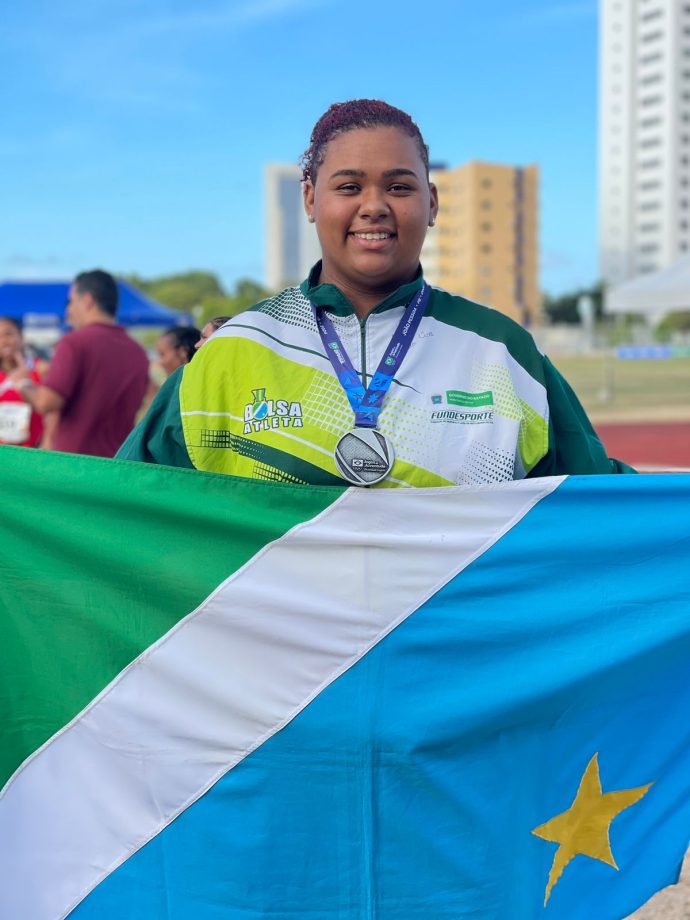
[72,475,690,919]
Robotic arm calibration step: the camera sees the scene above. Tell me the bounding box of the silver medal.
[334,428,395,485]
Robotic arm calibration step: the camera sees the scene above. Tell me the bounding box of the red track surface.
[595,421,690,469]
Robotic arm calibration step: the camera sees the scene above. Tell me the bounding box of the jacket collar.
[300,262,425,318]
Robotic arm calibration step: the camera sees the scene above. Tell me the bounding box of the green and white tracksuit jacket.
[118,268,632,485]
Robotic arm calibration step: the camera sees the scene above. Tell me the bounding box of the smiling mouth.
[350,231,396,241]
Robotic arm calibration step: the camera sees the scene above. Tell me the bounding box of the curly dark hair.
[300,99,429,184]
[162,326,201,363]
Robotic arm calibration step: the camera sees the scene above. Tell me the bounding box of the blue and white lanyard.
[311,283,429,429]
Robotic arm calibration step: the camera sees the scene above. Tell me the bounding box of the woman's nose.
[358,187,390,221]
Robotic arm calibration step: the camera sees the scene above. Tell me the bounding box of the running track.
[595,421,690,470]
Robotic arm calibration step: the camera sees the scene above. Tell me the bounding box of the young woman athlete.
[119,99,632,485]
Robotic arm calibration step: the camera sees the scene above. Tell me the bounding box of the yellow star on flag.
[532,752,652,905]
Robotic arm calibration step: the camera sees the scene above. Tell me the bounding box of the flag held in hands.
[0,447,689,919]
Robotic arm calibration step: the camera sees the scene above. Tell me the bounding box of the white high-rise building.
[264,164,321,291]
[599,0,690,284]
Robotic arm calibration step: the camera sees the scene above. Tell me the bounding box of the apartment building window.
[639,201,660,211]
[640,73,662,86]
[640,137,661,148]
[639,244,659,254]
[640,52,662,65]
[480,222,492,232]
[640,94,661,106]
[639,158,661,169]
[481,244,492,254]
[638,180,661,191]
[481,179,492,189]
[639,116,661,128]
[638,223,660,232]
[641,30,663,43]
[480,200,491,210]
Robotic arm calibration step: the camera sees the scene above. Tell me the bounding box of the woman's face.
[156,334,186,376]
[303,126,438,298]
[0,321,22,363]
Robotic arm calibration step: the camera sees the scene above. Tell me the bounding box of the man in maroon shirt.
[14,270,149,457]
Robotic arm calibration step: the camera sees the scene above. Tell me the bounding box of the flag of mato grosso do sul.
[1,447,690,919]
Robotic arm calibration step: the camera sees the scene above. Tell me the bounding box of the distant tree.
[122,272,225,312]
[196,295,238,327]
[655,310,690,341]
[542,281,605,325]
[232,279,271,311]
[121,272,271,325]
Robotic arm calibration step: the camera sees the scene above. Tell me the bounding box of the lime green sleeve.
[528,357,637,477]
[116,368,193,468]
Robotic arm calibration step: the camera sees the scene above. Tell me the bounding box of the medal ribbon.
[312,283,429,429]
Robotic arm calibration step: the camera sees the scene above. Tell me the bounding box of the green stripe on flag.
[0,447,344,788]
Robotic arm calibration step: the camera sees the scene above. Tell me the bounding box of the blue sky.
[1,0,599,296]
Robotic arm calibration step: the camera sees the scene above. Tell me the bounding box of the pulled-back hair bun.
[300,99,429,184]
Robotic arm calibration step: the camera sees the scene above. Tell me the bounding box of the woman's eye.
[337,183,360,192]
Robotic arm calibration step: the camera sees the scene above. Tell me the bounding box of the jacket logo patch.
[429,390,495,424]
[243,387,303,434]
[430,408,494,425]
[446,389,494,408]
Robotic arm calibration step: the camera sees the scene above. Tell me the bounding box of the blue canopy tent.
[0,280,191,328]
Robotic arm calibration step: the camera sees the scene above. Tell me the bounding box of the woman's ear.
[303,179,315,223]
[429,182,439,226]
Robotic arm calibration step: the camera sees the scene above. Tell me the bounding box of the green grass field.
[550,355,690,421]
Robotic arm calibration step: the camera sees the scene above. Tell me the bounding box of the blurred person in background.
[156,326,201,377]
[0,317,46,447]
[11,269,149,458]
[195,316,231,350]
